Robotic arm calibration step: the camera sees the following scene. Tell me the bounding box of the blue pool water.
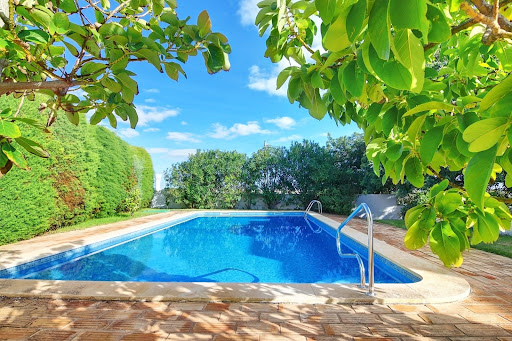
[0,214,419,283]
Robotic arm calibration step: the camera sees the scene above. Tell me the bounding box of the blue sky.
[112,0,360,189]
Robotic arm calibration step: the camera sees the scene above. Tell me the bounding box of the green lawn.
[45,209,171,235]
[376,219,512,259]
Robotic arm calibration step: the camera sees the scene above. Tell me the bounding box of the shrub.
[0,96,154,244]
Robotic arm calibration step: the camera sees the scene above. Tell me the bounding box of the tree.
[246,145,288,209]
[164,150,246,209]
[257,0,512,266]
[285,139,333,207]
[0,0,230,177]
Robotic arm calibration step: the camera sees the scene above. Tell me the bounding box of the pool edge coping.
[0,210,471,304]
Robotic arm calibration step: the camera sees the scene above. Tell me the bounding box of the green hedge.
[0,96,154,245]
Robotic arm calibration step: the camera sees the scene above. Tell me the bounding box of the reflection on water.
[24,216,401,283]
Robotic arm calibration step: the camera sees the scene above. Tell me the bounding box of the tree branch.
[424,0,512,51]
[105,0,130,22]
[0,80,87,95]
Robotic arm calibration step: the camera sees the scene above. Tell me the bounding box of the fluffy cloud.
[135,105,179,126]
[147,147,169,154]
[145,88,160,93]
[143,127,160,132]
[146,148,196,161]
[248,59,297,97]
[208,121,271,140]
[144,98,156,103]
[238,0,260,26]
[265,116,296,130]
[166,132,201,143]
[118,128,140,138]
[273,134,303,143]
[181,121,188,126]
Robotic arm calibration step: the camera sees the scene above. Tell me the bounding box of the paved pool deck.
[1,211,512,340]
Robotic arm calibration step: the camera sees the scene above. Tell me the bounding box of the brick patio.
[1,213,512,340]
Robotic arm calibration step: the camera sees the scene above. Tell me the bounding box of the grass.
[45,209,171,235]
[377,219,512,259]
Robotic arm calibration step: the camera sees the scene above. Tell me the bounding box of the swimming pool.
[0,213,419,284]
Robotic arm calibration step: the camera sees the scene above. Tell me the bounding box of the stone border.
[0,211,470,304]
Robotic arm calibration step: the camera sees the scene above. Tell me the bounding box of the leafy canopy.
[0,0,230,177]
[257,0,512,266]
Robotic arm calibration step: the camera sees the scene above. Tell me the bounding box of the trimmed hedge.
[0,96,154,245]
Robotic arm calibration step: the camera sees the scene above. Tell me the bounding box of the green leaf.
[163,62,183,81]
[426,4,451,43]
[480,73,512,111]
[18,29,50,44]
[58,0,78,13]
[474,211,500,244]
[429,221,462,267]
[404,219,429,249]
[0,120,21,138]
[329,70,346,105]
[101,77,122,93]
[435,191,462,215]
[152,0,164,15]
[115,72,139,96]
[80,62,106,78]
[465,145,497,210]
[368,45,412,90]
[49,13,70,35]
[315,0,337,23]
[66,112,79,126]
[462,117,508,153]
[2,143,28,170]
[11,117,50,133]
[308,90,327,120]
[203,45,226,74]
[368,0,390,60]
[420,126,443,164]
[389,0,428,30]
[89,109,105,125]
[392,29,424,93]
[197,10,212,37]
[386,141,403,161]
[343,60,365,97]
[323,12,351,52]
[403,101,455,117]
[15,137,49,158]
[287,77,302,103]
[346,0,366,42]
[404,156,424,187]
[430,179,449,198]
[124,104,138,128]
[277,67,295,90]
[405,205,424,229]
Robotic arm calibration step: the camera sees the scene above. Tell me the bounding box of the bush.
[0,96,154,245]
[165,150,246,209]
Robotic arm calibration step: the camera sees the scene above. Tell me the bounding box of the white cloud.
[181,121,188,126]
[238,0,260,26]
[265,116,296,130]
[248,59,297,97]
[135,105,179,126]
[166,132,201,143]
[208,121,271,140]
[143,127,160,132]
[147,147,169,154]
[144,98,156,103]
[147,148,197,162]
[118,128,140,138]
[273,134,303,143]
[145,88,160,93]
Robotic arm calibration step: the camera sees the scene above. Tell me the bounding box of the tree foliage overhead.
[257,0,512,266]
[0,0,230,177]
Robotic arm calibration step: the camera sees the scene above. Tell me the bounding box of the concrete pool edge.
[0,210,470,304]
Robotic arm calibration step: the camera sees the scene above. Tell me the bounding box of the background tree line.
[0,96,154,245]
[164,133,398,213]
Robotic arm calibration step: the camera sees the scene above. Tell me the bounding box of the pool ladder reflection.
[304,201,375,297]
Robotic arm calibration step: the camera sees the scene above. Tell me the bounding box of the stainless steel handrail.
[304,200,322,218]
[336,203,375,296]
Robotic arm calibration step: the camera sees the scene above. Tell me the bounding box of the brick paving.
[1,213,512,340]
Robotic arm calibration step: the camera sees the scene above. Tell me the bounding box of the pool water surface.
[3,215,419,284]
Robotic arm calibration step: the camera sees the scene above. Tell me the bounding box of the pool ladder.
[304,201,375,297]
